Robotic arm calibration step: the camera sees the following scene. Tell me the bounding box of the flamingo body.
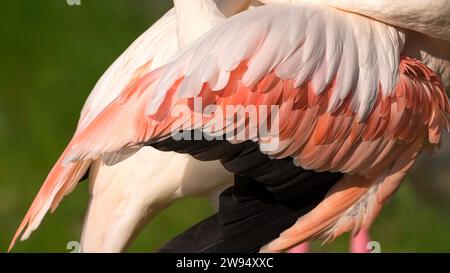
[10,0,450,253]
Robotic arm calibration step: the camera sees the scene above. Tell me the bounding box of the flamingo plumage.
[10,0,450,253]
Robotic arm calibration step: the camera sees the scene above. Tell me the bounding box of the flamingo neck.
[216,0,255,17]
[174,0,225,47]
[173,0,253,47]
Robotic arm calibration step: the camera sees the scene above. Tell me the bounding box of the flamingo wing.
[69,3,410,158]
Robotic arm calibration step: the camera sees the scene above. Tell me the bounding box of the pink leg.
[288,242,310,253]
[350,230,371,253]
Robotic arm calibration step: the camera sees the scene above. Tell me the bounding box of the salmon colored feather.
[9,143,90,251]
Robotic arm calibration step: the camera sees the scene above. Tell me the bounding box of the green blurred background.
[0,0,449,253]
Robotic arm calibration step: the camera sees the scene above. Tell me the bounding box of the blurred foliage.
[0,0,449,253]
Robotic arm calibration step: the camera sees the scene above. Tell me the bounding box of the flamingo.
[10,0,450,253]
